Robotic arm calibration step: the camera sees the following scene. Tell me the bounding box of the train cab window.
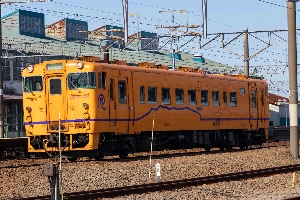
[67,72,96,89]
[148,86,157,103]
[188,90,196,105]
[140,86,145,103]
[251,90,256,108]
[175,88,184,105]
[23,76,43,92]
[212,91,220,106]
[162,88,170,104]
[110,79,114,100]
[98,72,101,88]
[230,92,237,107]
[102,72,106,90]
[223,92,227,106]
[118,81,127,104]
[201,90,208,106]
[50,79,61,94]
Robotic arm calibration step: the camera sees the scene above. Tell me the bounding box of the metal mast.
[287,0,299,158]
[122,0,128,44]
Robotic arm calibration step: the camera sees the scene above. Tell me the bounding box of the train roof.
[86,59,267,84]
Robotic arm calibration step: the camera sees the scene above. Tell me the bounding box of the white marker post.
[156,163,161,182]
[149,115,155,179]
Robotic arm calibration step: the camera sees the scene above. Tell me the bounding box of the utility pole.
[243,28,249,77]
[0,0,51,138]
[0,0,3,138]
[122,0,128,44]
[202,0,207,38]
[287,0,299,158]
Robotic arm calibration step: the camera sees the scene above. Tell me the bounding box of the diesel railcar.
[22,56,269,161]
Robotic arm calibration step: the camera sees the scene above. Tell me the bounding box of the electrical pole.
[122,0,128,44]
[0,0,3,138]
[287,0,299,158]
[243,28,249,77]
[202,0,207,38]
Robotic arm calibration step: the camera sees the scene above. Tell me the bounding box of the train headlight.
[26,106,32,112]
[77,61,84,69]
[83,102,89,109]
[27,65,34,73]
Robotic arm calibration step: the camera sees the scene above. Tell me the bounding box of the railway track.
[1,140,288,169]
[15,164,300,200]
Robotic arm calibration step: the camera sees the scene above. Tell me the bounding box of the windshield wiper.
[68,80,79,90]
[24,86,34,96]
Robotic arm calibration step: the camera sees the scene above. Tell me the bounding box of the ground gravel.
[1,141,300,200]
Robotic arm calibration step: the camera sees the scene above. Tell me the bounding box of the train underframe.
[29,129,266,161]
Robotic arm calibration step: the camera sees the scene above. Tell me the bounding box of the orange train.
[22,56,269,161]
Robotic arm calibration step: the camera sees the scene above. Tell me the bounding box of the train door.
[109,77,117,128]
[117,76,130,134]
[249,83,258,130]
[46,75,66,130]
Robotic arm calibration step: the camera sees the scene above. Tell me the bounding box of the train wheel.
[219,147,224,151]
[67,157,78,162]
[240,145,247,150]
[119,153,128,159]
[204,147,211,152]
[94,155,104,161]
[225,146,232,151]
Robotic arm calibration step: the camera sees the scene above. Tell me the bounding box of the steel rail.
[13,164,300,200]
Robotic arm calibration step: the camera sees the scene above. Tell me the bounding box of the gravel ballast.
[0,141,299,199]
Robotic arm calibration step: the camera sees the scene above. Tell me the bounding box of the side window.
[109,79,114,100]
[148,86,157,103]
[162,88,170,104]
[251,90,256,108]
[212,91,219,106]
[223,92,227,106]
[102,72,106,90]
[188,90,196,105]
[140,86,145,103]
[240,88,245,94]
[175,88,184,104]
[118,81,127,104]
[201,90,208,106]
[230,92,237,106]
[98,72,101,88]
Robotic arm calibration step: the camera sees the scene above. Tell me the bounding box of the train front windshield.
[23,76,43,92]
[67,72,96,89]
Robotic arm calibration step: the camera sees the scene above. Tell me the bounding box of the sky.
[2,0,300,98]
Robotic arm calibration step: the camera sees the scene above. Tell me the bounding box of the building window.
[140,86,145,103]
[201,90,208,106]
[223,92,227,106]
[162,88,170,104]
[212,91,220,106]
[148,86,157,103]
[175,88,184,104]
[188,90,196,105]
[230,92,237,106]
